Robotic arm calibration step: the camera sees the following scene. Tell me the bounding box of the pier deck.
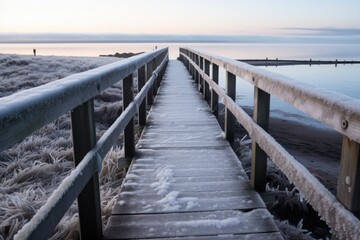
[104,60,281,239]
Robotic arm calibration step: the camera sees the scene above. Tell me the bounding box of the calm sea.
[1,42,360,129]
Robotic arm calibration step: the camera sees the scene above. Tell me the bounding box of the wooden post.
[146,60,154,106]
[123,74,135,159]
[188,52,192,74]
[159,53,166,82]
[204,59,210,103]
[211,63,219,116]
[199,57,204,93]
[225,71,236,143]
[70,99,102,240]
[152,59,158,98]
[189,52,194,78]
[337,136,360,217]
[138,65,147,126]
[251,87,270,192]
[195,54,199,84]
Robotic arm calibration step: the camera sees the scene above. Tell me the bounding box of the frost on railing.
[180,47,360,239]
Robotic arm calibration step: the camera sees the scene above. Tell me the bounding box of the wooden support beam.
[211,63,219,116]
[70,99,102,240]
[251,87,270,192]
[138,65,147,126]
[337,136,360,217]
[123,74,135,159]
[225,71,236,143]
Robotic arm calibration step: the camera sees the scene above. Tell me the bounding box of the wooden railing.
[0,48,168,239]
[179,48,360,239]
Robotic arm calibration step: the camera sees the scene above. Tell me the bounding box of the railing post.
[195,54,199,84]
[189,52,193,79]
[146,60,154,106]
[211,63,219,116]
[152,59,158,98]
[123,74,135,160]
[188,51,192,74]
[138,65,147,126]
[199,57,204,93]
[225,71,236,143]
[156,56,162,88]
[189,52,194,78]
[337,136,360,217]
[204,59,210,103]
[251,87,270,192]
[70,99,102,240]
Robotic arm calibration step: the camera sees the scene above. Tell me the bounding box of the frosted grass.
[0,54,127,239]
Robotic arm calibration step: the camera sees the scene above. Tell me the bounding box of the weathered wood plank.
[135,232,283,240]
[114,191,265,214]
[105,209,278,239]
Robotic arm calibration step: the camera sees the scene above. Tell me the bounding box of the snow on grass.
[0,54,125,239]
[235,136,327,239]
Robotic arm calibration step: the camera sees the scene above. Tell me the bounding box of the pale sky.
[1,0,360,36]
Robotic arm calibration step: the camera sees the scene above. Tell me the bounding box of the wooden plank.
[135,232,283,240]
[114,193,265,214]
[105,209,278,239]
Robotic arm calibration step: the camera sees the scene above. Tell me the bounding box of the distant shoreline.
[240,58,360,66]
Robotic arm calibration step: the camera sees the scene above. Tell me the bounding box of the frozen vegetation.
[234,138,326,239]
[0,54,125,239]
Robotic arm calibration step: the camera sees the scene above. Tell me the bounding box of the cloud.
[284,27,360,36]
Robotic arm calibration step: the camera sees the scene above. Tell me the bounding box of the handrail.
[179,48,360,239]
[0,48,167,152]
[1,48,169,239]
[184,49,360,142]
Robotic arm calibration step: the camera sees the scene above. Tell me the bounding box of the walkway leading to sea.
[104,60,281,239]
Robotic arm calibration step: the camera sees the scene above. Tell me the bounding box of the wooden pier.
[3,47,360,239]
[104,60,281,239]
